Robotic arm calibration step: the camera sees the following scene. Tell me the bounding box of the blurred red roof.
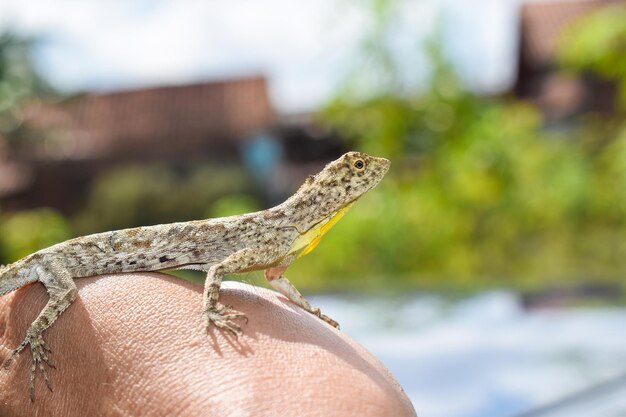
[20,75,274,160]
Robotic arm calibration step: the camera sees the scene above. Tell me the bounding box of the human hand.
[1,273,416,416]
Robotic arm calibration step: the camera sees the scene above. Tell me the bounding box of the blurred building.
[0,75,343,212]
[23,76,273,160]
[513,0,623,126]
[0,137,32,200]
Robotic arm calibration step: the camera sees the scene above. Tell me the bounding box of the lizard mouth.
[378,157,391,173]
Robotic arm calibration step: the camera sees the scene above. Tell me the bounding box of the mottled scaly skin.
[0,151,390,400]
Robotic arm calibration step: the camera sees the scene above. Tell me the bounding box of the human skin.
[0,273,416,417]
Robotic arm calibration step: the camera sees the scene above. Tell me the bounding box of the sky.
[0,0,521,113]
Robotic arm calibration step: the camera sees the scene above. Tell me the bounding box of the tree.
[0,32,54,137]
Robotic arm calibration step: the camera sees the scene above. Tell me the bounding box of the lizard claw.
[204,305,247,338]
[320,314,340,329]
[3,352,17,370]
[29,333,55,401]
[4,332,55,401]
[310,307,340,329]
[2,336,29,370]
[223,305,248,323]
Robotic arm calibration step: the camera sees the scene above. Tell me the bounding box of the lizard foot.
[3,332,55,401]
[204,305,248,338]
[310,307,340,329]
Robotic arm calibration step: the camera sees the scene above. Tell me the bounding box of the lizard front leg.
[203,248,270,337]
[265,266,340,329]
[3,260,77,401]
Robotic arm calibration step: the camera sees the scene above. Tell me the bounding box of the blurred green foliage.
[71,164,253,235]
[558,3,626,110]
[290,6,626,291]
[0,33,53,135]
[0,208,72,262]
[208,194,261,218]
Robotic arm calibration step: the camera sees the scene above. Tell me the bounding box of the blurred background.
[1,0,626,416]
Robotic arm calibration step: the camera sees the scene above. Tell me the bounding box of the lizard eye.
[353,160,365,170]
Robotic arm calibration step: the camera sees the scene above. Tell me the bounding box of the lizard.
[0,151,390,400]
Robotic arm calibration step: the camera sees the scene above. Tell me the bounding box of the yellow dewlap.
[290,202,354,258]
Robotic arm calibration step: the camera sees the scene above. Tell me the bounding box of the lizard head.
[290,151,390,224]
[280,151,390,253]
[315,151,391,204]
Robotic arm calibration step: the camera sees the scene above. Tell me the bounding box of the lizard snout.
[377,157,391,174]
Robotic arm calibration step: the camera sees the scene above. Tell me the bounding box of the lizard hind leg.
[2,261,77,401]
[3,330,55,400]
